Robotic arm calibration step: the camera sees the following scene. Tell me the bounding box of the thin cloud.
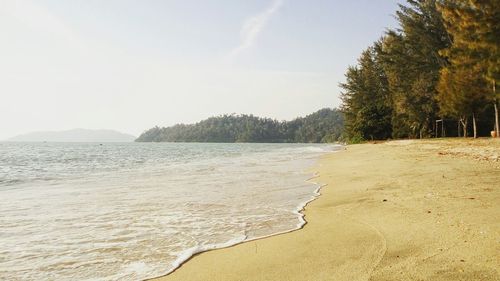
[226,0,285,61]
[0,0,79,46]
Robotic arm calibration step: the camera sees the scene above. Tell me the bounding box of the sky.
[0,0,402,139]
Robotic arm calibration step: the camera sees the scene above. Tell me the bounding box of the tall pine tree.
[340,45,392,142]
[438,0,500,137]
[378,0,451,138]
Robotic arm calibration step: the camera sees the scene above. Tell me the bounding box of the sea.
[0,142,339,280]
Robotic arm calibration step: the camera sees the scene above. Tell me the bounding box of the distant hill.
[136,108,344,143]
[7,129,136,142]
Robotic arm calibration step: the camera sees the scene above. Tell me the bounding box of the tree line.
[136,108,344,143]
[340,0,498,142]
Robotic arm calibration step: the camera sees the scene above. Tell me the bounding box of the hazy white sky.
[0,0,400,139]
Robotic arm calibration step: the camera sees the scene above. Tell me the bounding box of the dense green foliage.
[340,0,498,142]
[136,108,344,143]
[437,0,499,138]
[340,47,392,141]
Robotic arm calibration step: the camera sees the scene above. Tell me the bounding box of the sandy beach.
[154,139,500,281]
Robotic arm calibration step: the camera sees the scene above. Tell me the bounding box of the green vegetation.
[136,108,344,143]
[341,0,499,142]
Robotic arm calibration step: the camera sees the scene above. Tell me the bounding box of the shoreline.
[153,139,499,281]
[148,153,334,280]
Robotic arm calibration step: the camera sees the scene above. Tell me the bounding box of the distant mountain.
[7,129,136,142]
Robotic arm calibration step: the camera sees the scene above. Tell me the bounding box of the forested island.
[136,108,343,143]
[340,0,498,142]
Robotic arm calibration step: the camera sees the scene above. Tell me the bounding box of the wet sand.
[153,139,500,281]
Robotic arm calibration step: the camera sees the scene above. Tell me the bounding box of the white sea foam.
[0,142,340,280]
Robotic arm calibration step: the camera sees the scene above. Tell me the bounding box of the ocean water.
[0,142,339,280]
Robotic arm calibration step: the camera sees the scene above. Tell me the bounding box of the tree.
[438,63,490,138]
[340,46,392,142]
[438,0,500,137]
[378,0,451,138]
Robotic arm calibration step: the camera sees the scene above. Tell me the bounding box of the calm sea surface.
[0,142,338,280]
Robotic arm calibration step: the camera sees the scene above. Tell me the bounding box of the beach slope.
[154,139,499,281]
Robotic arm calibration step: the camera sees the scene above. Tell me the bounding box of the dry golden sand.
[153,139,499,281]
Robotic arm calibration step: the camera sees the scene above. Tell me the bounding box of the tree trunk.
[461,117,468,138]
[495,101,499,137]
[457,120,461,137]
[494,81,499,137]
[442,119,445,137]
[472,113,477,139]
